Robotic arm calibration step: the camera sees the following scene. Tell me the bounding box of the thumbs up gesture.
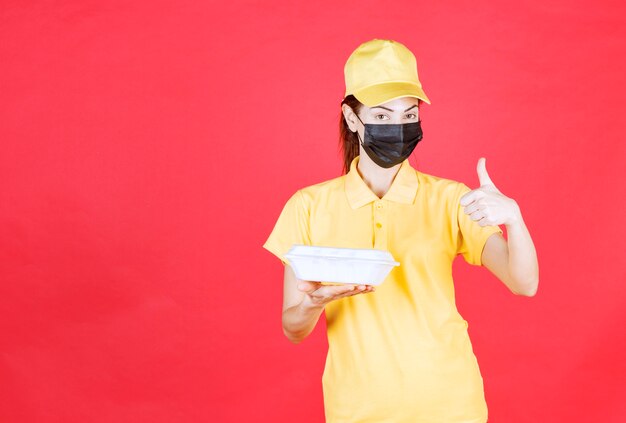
[460,158,521,227]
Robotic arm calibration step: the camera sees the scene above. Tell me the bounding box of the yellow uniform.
[263,155,503,423]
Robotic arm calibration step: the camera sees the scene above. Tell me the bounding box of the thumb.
[297,280,320,293]
[477,157,495,188]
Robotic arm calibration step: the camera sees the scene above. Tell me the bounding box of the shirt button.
[376,203,383,209]
[375,222,382,228]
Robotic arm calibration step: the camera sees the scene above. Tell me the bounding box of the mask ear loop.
[353,113,366,147]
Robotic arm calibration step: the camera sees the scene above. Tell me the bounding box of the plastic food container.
[284,244,400,286]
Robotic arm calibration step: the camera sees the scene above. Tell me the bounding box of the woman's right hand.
[297,281,375,307]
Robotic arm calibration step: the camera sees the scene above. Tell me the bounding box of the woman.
[263,39,539,423]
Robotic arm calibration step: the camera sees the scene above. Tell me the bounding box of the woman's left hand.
[460,157,522,227]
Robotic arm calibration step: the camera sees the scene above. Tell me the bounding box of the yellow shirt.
[263,155,503,423]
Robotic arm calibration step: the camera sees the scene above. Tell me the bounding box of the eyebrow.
[371,104,418,112]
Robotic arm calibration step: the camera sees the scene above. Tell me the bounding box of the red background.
[1,1,624,422]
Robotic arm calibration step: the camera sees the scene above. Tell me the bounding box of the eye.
[406,113,418,119]
[375,114,389,120]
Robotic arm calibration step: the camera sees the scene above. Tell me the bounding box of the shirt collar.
[344,155,419,209]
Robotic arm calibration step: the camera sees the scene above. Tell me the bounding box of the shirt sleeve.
[262,189,312,266]
[455,182,504,266]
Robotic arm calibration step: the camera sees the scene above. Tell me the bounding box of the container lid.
[285,244,399,265]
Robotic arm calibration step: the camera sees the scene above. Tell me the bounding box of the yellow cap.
[344,39,431,107]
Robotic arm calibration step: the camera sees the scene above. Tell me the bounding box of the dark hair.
[338,95,423,174]
[338,95,364,175]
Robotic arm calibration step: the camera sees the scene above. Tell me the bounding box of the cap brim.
[353,81,431,107]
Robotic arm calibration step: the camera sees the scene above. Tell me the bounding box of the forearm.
[505,210,539,296]
[282,296,325,344]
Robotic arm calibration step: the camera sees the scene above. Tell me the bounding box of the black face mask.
[354,113,423,168]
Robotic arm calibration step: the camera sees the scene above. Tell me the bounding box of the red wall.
[1,1,624,422]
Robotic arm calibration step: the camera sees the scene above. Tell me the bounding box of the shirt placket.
[372,200,388,250]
